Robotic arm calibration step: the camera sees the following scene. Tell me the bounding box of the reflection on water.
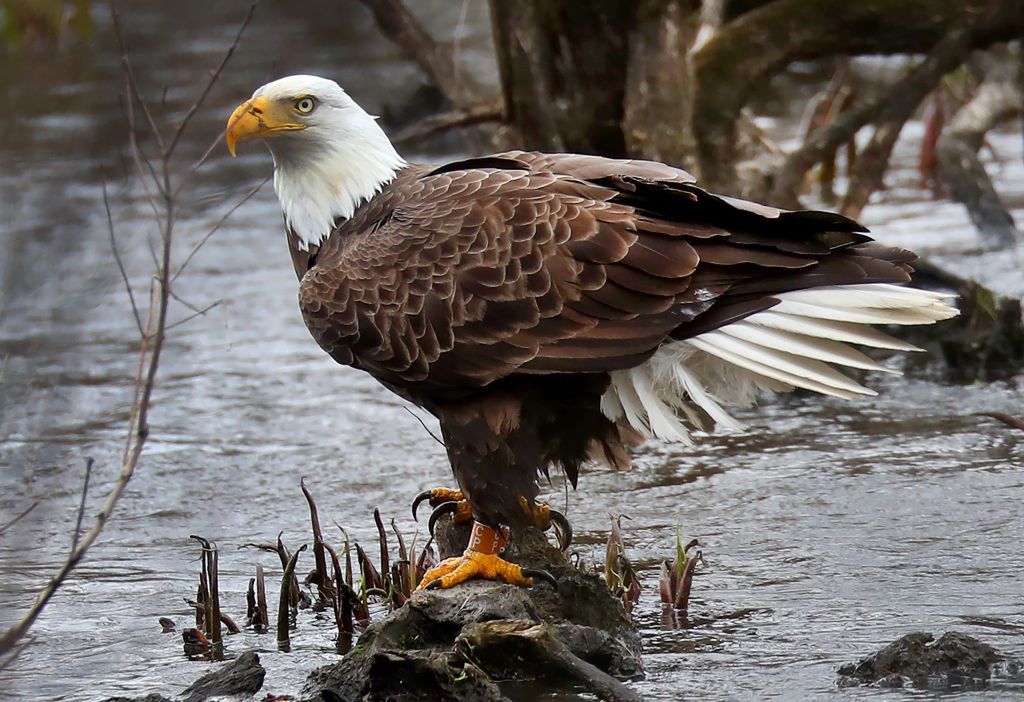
[0,2,1022,700]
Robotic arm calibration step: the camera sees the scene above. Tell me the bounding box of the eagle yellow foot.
[416,522,557,591]
[412,488,573,551]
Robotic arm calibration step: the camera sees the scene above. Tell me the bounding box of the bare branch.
[103,181,145,337]
[0,639,30,673]
[769,27,975,208]
[391,100,503,144]
[109,1,165,153]
[975,411,1024,432]
[838,31,977,218]
[0,500,41,537]
[172,175,270,282]
[123,74,166,215]
[164,299,224,332]
[357,0,477,106]
[164,3,259,160]
[70,458,93,555]
[0,1,255,659]
[691,0,1024,190]
[936,47,1022,248]
[173,132,225,200]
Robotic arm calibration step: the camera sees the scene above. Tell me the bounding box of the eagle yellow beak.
[225,96,306,156]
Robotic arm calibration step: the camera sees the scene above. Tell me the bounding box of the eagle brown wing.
[298,155,912,397]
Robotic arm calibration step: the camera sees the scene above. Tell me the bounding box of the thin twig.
[0,500,41,537]
[103,181,145,337]
[172,175,270,282]
[110,1,165,153]
[188,132,225,175]
[403,407,445,447]
[392,100,503,144]
[163,2,259,160]
[164,299,224,332]
[357,0,477,106]
[0,1,254,659]
[0,639,30,673]
[975,412,1024,432]
[123,73,165,216]
[70,458,93,554]
[168,287,209,314]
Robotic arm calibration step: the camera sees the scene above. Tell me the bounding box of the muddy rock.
[837,632,1000,690]
[181,650,266,701]
[305,520,642,701]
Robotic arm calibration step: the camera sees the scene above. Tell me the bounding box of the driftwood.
[100,652,266,702]
[936,47,1023,249]
[837,29,979,218]
[181,651,266,702]
[691,0,1024,189]
[768,28,976,209]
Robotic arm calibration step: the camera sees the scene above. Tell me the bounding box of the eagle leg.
[416,521,557,591]
[416,490,573,551]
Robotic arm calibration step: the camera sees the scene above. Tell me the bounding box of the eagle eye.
[294,97,316,115]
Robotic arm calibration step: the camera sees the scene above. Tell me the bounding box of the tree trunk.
[489,0,635,155]
[622,1,701,170]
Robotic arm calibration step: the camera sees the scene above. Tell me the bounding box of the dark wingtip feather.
[781,209,870,234]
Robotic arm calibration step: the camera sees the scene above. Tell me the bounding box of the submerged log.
[901,270,1024,383]
[181,651,266,701]
[304,520,643,701]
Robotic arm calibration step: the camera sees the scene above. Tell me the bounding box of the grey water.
[1,2,1022,700]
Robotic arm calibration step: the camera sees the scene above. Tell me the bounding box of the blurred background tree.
[360,0,1024,379]
[0,0,92,49]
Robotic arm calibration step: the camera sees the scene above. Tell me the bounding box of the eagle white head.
[226,75,406,249]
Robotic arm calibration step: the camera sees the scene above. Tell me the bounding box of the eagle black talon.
[428,500,461,537]
[412,487,464,521]
[411,490,435,521]
[522,567,558,589]
[548,509,573,551]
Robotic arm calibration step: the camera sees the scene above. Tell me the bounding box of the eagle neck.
[270,121,405,251]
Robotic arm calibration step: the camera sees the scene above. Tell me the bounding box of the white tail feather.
[748,311,921,351]
[687,334,874,398]
[718,322,897,373]
[601,282,959,444]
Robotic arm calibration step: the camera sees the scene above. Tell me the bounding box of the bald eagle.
[227,75,957,590]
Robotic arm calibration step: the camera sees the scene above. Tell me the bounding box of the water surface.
[1,3,1022,700]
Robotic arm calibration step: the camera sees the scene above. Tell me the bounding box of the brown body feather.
[294,151,914,528]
